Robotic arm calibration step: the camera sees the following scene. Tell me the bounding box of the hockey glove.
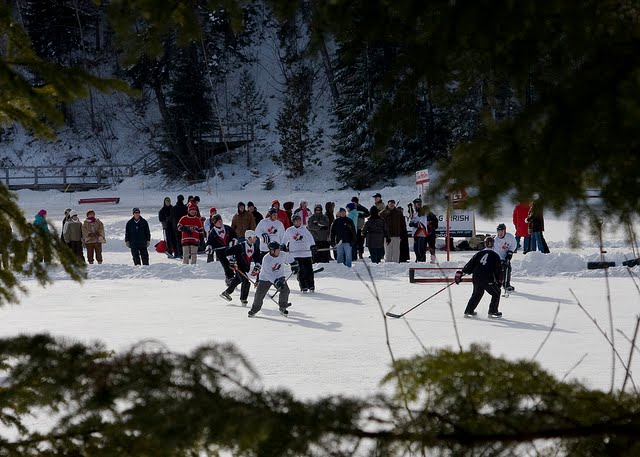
[408,221,416,228]
[506,250,513,261]
[251,264,261,276]
[290,261,299,275]
[261,234,270,244]
[228,258,237,269]
[228,239,238,248]
[280,244,289,252]
[454,271,464,285]
[272,229,277,234]
[183,226,192,234]
[310,245,317,256]
[273,277,286,290]
[205,245,213,255]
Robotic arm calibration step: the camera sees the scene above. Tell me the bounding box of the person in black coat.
[329,208,357,267]
[170,195,188,259]
[247,201,263,225]
[362,206,389,263]
[205,214,237,281]
[158,196,177,256]
[125,208,151,265]
[219,230,261,306]
[455,236,503,318]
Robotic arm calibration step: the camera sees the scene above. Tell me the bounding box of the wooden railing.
[0,122,254,191]
[0,164,137,191]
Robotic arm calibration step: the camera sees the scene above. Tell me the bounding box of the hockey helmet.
[496,223,507,231]
[413,198,422,205]
[268,241,281,251]
[268,207,278,215]
[292,214,302,222]
[245,230,256,239]
[484,236,495,248]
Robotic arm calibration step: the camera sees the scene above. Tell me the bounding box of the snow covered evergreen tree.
[160,43,216,181]
[230,69,270,167]
[273,14,323,178]
[274,66,323,178]
[331,43,391,189]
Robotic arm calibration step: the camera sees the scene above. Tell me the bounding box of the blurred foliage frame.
[2,0,640,455]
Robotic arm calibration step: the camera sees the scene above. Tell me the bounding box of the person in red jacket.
[271,199,291,229]
[177,203,204,264]
[512,201,530,253]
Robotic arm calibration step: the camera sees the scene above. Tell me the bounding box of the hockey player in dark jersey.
[219,230,261,306]
[455,236,504,318]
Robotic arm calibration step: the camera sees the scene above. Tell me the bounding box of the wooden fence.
[0,154,159,191]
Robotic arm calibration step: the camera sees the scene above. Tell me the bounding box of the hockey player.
[219,230,261,306]
[454,236,504,318]
[255,207,286,262]
[493,223,517,292]
[205,214,237,282]
[282,213,316,292]
[248,241,298,317]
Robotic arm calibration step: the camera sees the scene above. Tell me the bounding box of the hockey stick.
[268,267,324,300]
[386,281,455,318]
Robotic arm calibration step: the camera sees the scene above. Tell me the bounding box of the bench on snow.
[409,267,472,283]
[77,197,120,205]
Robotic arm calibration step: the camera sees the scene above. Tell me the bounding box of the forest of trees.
[1,0,510,186]
[2,0,640,454]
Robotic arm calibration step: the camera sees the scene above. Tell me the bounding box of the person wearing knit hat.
[205,214,237,280]
[293,199,311,228]
[63,210,84,262]
[177,202,204,265]
[231,200,256,238]
[307,203,331,263]
[270,200,290,229]
[125,207,151,266]
[82,209,106,264]
[61,208,72,245]
[158,196,177,258]
[345,203,359,261]
[246,201,263,226]
[329,207,357,268]
[255,206,286,257]
[210,207,217,215]
[350,197,370,260]
[32,210,51,263]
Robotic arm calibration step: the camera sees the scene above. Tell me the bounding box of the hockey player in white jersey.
[493,223,517,292]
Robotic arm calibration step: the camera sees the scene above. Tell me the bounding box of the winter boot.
[430,254,437,264]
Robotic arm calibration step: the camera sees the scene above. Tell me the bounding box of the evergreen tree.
[273,12,324,179]
[22,0,100,65]
[331,43,387,189]
[159,43,216,181]
[274,66,323,178]
[229,68,270,167]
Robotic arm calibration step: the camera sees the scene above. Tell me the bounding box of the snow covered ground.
[2,175,640,401]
